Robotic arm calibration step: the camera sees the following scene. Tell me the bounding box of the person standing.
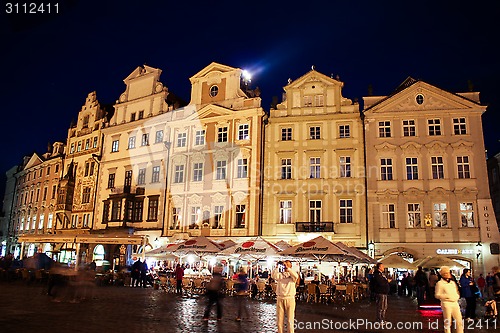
[371,262,389,324]
[140,260,149,288]
[175,264,184,294]
[476,274,485,299]
[485,272,494,298]
[414,266,428,305]
[131,259,141,287]
[234,266,250,322]
[203,266,223,321]
[435,266,463,333]
[271,260,298,333]
[459,268,476,321]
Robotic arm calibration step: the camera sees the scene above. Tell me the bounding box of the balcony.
[110,186,145,195]
[295,222,334,233]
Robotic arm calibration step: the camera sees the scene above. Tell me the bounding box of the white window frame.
[433,203,448,228]
[453,117,467,135]
[279,200,292,224]
[193,163,203,182]
[457,156,470,179]
[431,156,444,179]
[310,157,321,179]
[460,202,474,227]
[340,156,351,178]
[216,160,227,180]
[407,203,421,228]
[406,157,419,180]
[195,130,205,146]
[428,118,442,136]
[403,119,416,137]
[237,159,248,178]
[238,124,250,140]
[177,133,187,147]
[382,204,396,228]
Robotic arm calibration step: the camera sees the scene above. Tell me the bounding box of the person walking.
[435,266,463,333]
[476,274,485,299]
[485,272,494,298]
[271,260,299,333]
[174,264,184,294]
[414,266,428,305]
[203,266,223,321]
[370,262,390,325]
[234,266,250,322]
[459,268,476,321]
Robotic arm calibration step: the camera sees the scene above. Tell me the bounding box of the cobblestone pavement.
[0,280,497,333]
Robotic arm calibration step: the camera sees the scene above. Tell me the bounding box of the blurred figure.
[476,274,485,299]
[140,260,149,288]
[459,268,476,321]
[272,260,298,333]
[234,266,249,321]
[370,263,389,324]
[203,266,223,321]
[131,259,141,287]
[175,264,184,294]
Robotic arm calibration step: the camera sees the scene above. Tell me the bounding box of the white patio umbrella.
[274,240,292,251]
[379,254,417,270]
[418,256,466,269]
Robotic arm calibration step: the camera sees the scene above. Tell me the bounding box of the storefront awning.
[17,235,76,243]
[75,235,145,245]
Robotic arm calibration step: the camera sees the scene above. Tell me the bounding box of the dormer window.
[210,85,219,97]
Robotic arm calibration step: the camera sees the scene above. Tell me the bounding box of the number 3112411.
[5,3,59,14]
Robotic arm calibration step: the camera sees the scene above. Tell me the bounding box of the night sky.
[1,1,500,208]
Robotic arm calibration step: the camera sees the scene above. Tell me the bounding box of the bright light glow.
[267,257,275,268]
[242,69,252,81]
[187,254,196,264]
[210,257,216,266]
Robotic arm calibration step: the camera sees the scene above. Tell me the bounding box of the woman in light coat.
[435,266,463,333]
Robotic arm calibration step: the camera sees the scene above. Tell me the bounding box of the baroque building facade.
[262,69,366,247]
[363,78,500,272]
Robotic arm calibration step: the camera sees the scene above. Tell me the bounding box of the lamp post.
[162,141,171,235]
[368,241,375,259]
[476,241,482,273]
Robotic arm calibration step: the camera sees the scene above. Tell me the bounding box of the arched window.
[93,244,105,261]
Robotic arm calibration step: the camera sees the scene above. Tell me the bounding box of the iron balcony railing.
[295,222,334,232]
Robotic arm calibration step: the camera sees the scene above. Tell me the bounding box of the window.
[133,200,143,222]
[453,118,467,135]
[433,203,448,227]
[82,115,89,128]
[281,128,292,141]
[174,165,184,183]
[237,159,248,178]
[128,136,136,149]
[82,187,91,204]
[193,163,203,182]
[403,120,416,137]
[83,214,89,228]
[137,168,146,185]
[47,167,50,175]
[431,156,444,179]
[141,133,149,146]
[216,161,227,180]
[217,127,228,143]
[407,203,421,228]
[84,162,90,177]
[31,216,35,229]
[172,207,180,229]
[235,205,246,228]
[152,166,160,183]
[70,143,75,154]
[38,214,44,229]
[309,126,321,140]
[111,140,119,152]
[85,139,90,150]
[381,158,393,180]
[155,130,164,144]
[428,119,441,136]
[36,189,40,202]
[339,125,350,138]
[279,200,292,224]
[124,170,132,187]
[43,187,48,201]
[190,207,200,229]
[77,141,82,152]
[71,215,76,229]
[214,205,224,228]
[238,124,249,140]
[177,133,187,147]
[309,200,322,223]
[47,213,53,229]
[195,130,205,145]
[108,173,115,188]
[51,185,57,199]
[310,157,321,179]
[382,204,396,228]
[102,202,110,223]
[55,164,59,173]
[130,113,136,122]
[93,137,98,148]
[460,202,474,227]
[281,158,292,179]
[210,85,219,97]
[314,95,324,107]
[340,156,351,177]
[89,162,95,176]
[378,121,391,137]
[147,196,159,221]
[416,94,424,105]
[406,157,418,180]
[457,156,470,179]
[340,199,353,223]
[111,200,121,221]
[138,111,144,119]
[304,96,312,107]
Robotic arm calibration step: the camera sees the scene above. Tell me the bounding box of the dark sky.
[1,0,500,206]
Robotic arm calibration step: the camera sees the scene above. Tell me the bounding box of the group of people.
[201,260,298,333]
[370,263,500,333]
[131,259,149,288]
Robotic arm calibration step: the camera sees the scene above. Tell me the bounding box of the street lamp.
[476,241,482,259]
[368,241,375,259]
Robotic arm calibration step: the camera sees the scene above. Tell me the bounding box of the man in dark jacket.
[414,266,428,305]
[371,263,390,324]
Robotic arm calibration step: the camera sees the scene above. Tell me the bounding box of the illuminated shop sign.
[436,249,474,255]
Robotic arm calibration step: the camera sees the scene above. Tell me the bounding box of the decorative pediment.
[189,62,237,81]
[284,69,342,90]
[190,104,236,121]
[212,192,226,203]
[188,194,202,205]
[428,187,452,197]
[425,140,449,152]
[402,187,426,197]
[450,140,474,151]
[24,153,43,170]
[374,142,398,152]
[365,80,483,115]
[375,188,399,199]
[400,141,422,152]
[453,187,479,197]
[123,65,161,83]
